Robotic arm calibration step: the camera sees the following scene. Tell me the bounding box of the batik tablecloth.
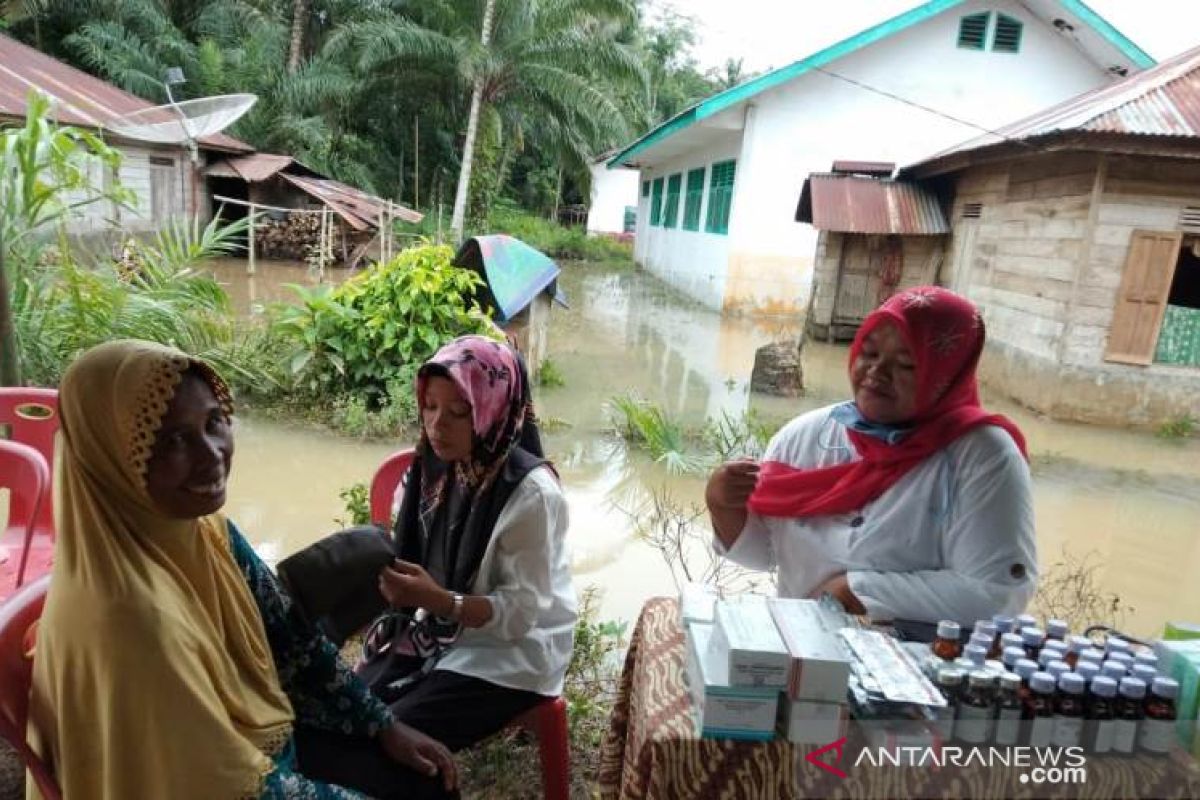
[598,598,1200,800]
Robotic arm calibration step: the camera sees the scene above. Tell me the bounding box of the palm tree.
[449,0,494,242]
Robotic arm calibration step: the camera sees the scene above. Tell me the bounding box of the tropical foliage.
[2,94,269,388]
[269,242,496,404]
[5,1,736,222]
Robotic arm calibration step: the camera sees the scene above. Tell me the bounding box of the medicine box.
[680,582,719,625]
[778,698,848,744]
[685,621,778,741]
[1153,638,1200,749]
[709,597,790,689]
[768,598,852,703]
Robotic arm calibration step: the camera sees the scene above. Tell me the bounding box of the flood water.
[204,258,1200,638]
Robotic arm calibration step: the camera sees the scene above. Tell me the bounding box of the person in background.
[705,286,1036,625]
[356,335,576,752]
[28,340,456,800]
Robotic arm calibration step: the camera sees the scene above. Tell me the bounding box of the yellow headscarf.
[28,340,294,800]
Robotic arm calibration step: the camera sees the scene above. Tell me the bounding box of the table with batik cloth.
[598,598,1200,800]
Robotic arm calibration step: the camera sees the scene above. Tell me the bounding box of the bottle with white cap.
[1065,635,1090,669]
[1015,613,1038,631]
[994,672,1023,746]
[1140,676,1179,755]
[1133,651,1159,672]
[1047,660,1071,682]
[933,620,963,661]
[1079,647,1106,667]
[1113,677,1146,755]
[1052,673,1086,747]
[1085,675,1118,754]
[1027,672,1057,747]
[1106,636,1132,657]
[1131,664,1158,686]
[1002,646,1025,671]
[964,644,988,667]
[1046,619,1069,642]
[1021,627,1045,661]
[957,670,997,744]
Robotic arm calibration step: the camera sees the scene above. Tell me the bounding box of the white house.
[0,32,252,235]
[608,0,1154,316]
[586,153,639,236]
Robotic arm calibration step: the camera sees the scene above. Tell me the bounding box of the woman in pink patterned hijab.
[359,334,576,756]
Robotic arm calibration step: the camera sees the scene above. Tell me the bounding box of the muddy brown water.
[194,259,1200,637]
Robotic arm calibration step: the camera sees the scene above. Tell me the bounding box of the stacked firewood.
[256,213,342,261]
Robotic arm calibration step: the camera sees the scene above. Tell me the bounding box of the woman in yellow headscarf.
[28,340,458,799]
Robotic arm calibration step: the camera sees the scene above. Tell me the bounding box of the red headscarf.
[748,286,1026,518]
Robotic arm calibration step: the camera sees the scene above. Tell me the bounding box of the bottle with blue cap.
[1002,646,1025,671]
[1101,661,1127,681]
[1133,651,1159,672]
[1140,676,1179,755]
[1052,672,1086,747]
[1106,636,1132,657]
[1075,661,1100,688]
[1079,647,1106,667]
[1021,627,1045,661]
[1066,635,1090,669]
[1113,676,1146,755]
[964,644,988,667]
[1086,675,1119,754]
[1027,671,1057,747]
[1015,613,1037,631]
[1131,664,1158,686]
[1047,660,1071,682]
[1046,619,1070,642]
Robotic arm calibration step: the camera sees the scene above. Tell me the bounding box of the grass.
[486,205,634,266]
[607,393,705,474]
[537,357,566,388]
[1156,414,1197,441]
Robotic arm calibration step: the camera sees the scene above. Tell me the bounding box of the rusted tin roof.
[205,153,296,182]
[0,32,251,153]
[797,173,948,235]
[281,173,423,230]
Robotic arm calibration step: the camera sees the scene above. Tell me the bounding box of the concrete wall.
[635,134,742,311]
[587,162,639,235]
[946,152,1200,425]
[631,0,1117,316]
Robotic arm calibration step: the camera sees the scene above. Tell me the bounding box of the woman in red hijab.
[706,287,1036,625]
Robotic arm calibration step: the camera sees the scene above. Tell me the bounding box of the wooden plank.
[1097,202,1178,228]
[991,270,1074,305]
[1104,230,1181,365]
[991,254,1077,282]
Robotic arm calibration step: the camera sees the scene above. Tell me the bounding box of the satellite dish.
[106,93,257,161]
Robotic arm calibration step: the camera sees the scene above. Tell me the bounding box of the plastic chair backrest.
[368,449,416,528]
[0,575,61,799]
[0,440,51,587]
[0,388,59,533]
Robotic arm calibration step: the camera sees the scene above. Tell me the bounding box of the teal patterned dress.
[227,520,394,799]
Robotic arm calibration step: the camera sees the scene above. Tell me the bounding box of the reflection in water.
[214,258,1200,637]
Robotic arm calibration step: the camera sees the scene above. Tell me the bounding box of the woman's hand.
[380,721,458,791]
[379,560,451,615]
[705,459,760,549]
[810,572,867,615]
[705,459,760,510]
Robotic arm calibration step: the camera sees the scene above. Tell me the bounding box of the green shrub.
[486,204,633,264]
[536,356,566,388]
[335,482,370,527]
[1156,414,1197,441]
[607,393,705,474]
[271,242,495,404]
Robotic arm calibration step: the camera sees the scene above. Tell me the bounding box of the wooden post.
[414,116,420,210]
[248,203,257,275]
[320,207,329,282]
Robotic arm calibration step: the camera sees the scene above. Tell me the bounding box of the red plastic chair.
[0,440,53,599]
[0,388,59,536]
[368,449,571,800]
[0,575,62,800]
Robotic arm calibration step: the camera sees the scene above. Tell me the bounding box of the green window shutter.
[641,180,650,198]
[650,177,664,226]
[663,174,682,228]
[957,12,989,50]
[992,14,1023,53]
[705,160,736,235]
[683,168,705,231]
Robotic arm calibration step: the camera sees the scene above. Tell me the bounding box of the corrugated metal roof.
[205,153,295,182]
[281,173,423,230]
[797,174,948,235]
[0,32,251,153]
[911,44,1200,171]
